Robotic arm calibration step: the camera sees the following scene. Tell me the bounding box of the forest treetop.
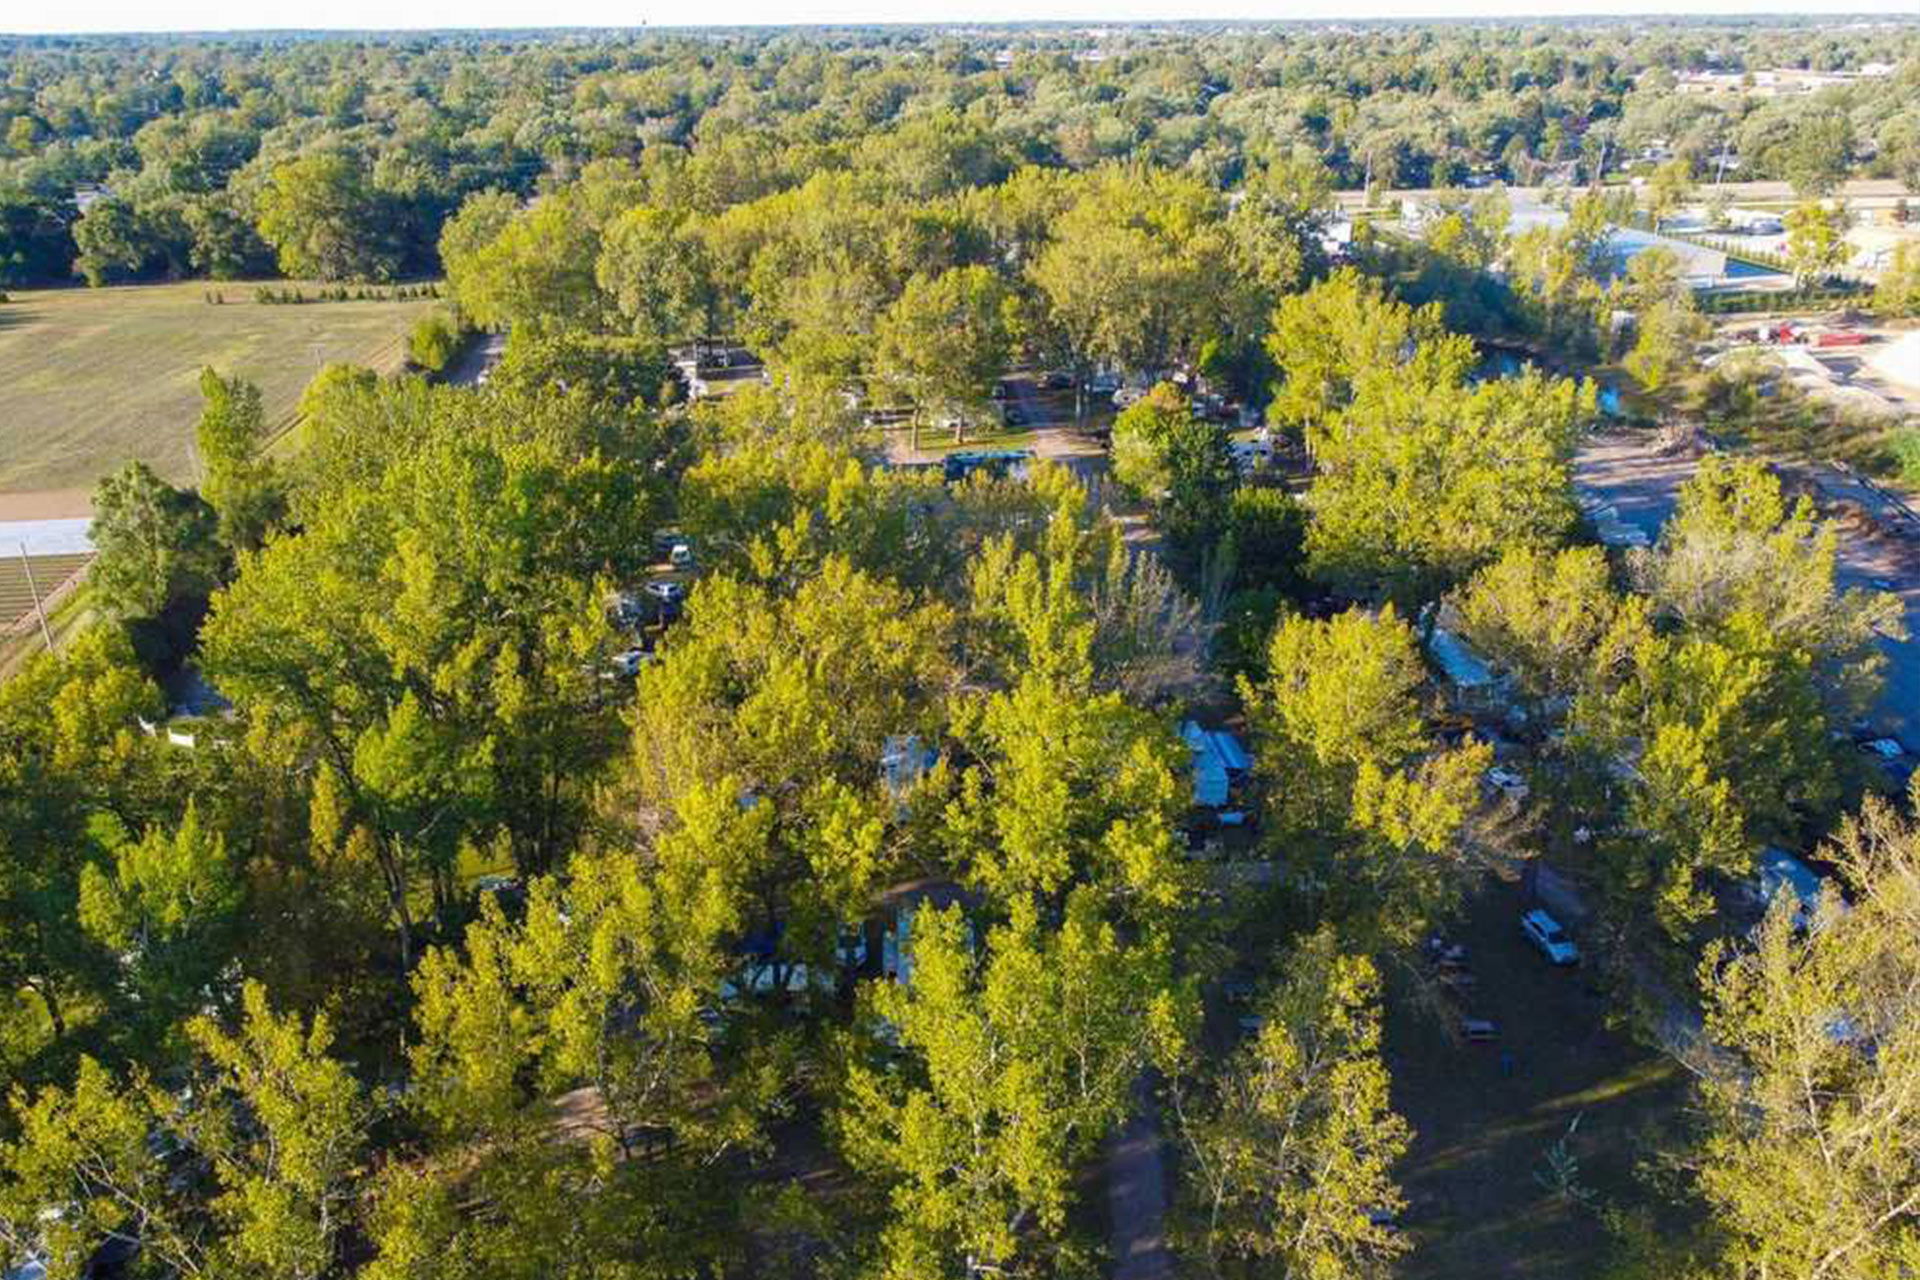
[3,18,1917,287]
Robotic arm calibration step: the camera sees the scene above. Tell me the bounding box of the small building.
[1182,720,1252,819]
[1751,847,1831,930]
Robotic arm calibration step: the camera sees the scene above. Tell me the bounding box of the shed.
[1182,720,1251,809]
[1753,847,1828,928]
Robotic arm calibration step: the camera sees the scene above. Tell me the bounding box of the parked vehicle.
[1484,766,1530,803]
[669,541,695,569]
[1521,909,1580,965]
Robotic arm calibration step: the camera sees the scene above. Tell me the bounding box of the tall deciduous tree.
[87,460,221,622]
[1109,383,1234,550]
[1172,929,1410,1280]
[873,265,1012,445]
[1783,200,1849,287]
[254,150,401,281]
[837,890,1186,1280]
[195,367,284,552]
[1244,606,1490,945]
[1691,795,1920,1278]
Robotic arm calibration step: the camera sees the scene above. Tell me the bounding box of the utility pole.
[18,541,55,657]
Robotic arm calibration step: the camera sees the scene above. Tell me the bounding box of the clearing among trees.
[0,279,434,509]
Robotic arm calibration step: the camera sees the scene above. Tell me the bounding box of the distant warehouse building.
[1492,196,1732,290]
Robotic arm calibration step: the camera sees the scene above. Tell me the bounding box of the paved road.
[443,331,506,387]
[1337,179,1914,211]
[1106,1074,1174,1280]
[1575,430,1920,749]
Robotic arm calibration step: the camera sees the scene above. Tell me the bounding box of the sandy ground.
[0,488,94,521]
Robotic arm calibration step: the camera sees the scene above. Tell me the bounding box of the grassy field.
[1387,879,1694,1280]
[0,279,434,511]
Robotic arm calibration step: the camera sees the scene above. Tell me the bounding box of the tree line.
[3,22,1919,289]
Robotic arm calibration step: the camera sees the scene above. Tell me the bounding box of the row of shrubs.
[1699,284,1869,315]
[234,283,443,305]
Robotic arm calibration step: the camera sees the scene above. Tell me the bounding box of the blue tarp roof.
[1182,721,1250,807]
[1758,848,1825,913]
[1430,628,1495,689]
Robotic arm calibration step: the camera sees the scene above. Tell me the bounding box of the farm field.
[0,553,91,636]
[0,279,435,514]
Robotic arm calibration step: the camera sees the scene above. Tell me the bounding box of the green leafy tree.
[1875,241,1920,317]
[0,1057,201,1280]
[203,386,667,961]
[1221,486,1307,596]
[439,184,613,335]
[408,310,462,373]
[1171,929,1411,1280]
[491,330,671,412]
[78,800,241,1033]
[87,460,221,621]
[1264,268,1462,435]
[1243,606,1490,945]
[1109,383,1235,549]
[1639,455,1902,722]
[873,265,1012,446]
[1450,545,1649,717]
[1578,614,1837,938]
[1640,158,1694,231]
[195,367,285,552]
[0,983,366,1280]
[1691,795,1920,1278]
[1778,110,1854,199]
[181,982,369,1280]
[1306,364,1593,606]
[947,529,1197,916]
[254,150,401,282]
[1783,201,1850,287]
[1624,298,1710,398]
[71,197,163,286]
[595,205,722,343]
[0,629,164,1048]
[837,890,1186,1280]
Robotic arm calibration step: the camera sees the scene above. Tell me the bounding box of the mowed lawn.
[0,279,434,504]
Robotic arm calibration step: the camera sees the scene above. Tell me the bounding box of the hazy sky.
[5,0,1919,36]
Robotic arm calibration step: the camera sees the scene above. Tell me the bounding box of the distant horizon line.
[7,11,1920,39]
